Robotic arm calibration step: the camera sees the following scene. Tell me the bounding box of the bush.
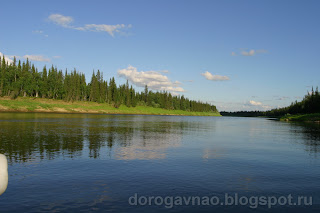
[10,91,19,100]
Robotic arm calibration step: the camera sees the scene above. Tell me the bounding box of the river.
[0,113,319,212]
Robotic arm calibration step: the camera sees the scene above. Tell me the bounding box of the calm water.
[0,113,319,212]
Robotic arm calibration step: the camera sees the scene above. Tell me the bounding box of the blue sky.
[1,0,319,111]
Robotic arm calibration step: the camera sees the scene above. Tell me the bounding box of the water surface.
[0,113,319,212]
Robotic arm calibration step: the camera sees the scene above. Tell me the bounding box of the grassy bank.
[280,113,320,122]
[0,97,220,116]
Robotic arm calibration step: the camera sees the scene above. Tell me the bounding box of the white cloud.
[247,100,262,106]
[32,30,49,37]
[245,100,272,110]
[75,24,130,36]
[231,49,267,57]
[48,13,131,37]
[241,49,256,56]
[201,71,230,81]
[118,65,185,93]
[48,14,74,27]
[0,52,13,64]
[2,52,52,63]
[7,55,20,59]
[23,55,50,62]
[210,100,273,112]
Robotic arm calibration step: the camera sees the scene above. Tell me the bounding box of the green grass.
[0,98,39,111]
[0,97,221,116]
[280,113,320,122]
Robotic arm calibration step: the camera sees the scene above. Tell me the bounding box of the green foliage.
[221,88,320,119]
[266,87,320,117]
[0,55,218,113]
[280,113,320,121]
[220,111,265,117]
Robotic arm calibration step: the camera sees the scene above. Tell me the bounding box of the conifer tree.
[0,57,219,112]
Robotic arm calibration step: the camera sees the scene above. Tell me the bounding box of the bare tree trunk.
[0,83,3,96]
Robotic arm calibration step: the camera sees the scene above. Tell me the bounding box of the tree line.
[221,88,320,117]
[0,56,217,112]
[265,87,320,117]
[220,111,264,117]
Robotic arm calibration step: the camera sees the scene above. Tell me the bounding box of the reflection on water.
[289,122,320,155]
[0,113,320,212]
[1,113,319,164]
[202,148,226,159]
[0,113,207,163]
[115,134,181,160]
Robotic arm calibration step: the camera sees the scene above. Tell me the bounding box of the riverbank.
[0,97,220,116]
[280,113,320,122]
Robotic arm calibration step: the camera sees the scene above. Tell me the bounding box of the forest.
[0,56,217,113]
[221,87,320,117]
[265,87,320,117]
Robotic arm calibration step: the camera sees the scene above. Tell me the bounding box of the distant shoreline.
[280,113,320,122]
[0,97,221,117]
